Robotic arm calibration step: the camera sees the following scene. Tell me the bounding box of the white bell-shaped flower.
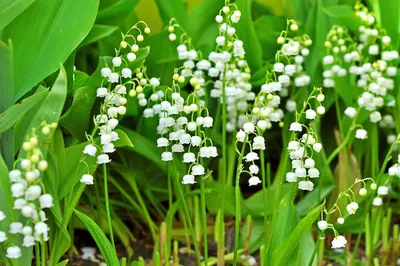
[39,194,53,209]
[372,197,383,206]
[298,180,314,191]
[289,122,302,132]
[245,152,259,162]
[25,185,42,200]
[97,154,111,164]
[22,235,35,247]
[172,144,184,153]
[80,174,94,185]
[182,174,196,184]
[377,186,389,195]
[6,246,21,259]
[346,202,359,215]
[252,136,265,150]
[317,220,328,230]
[183,153,196,163]
[308,168,320,178]
[286,172,297,182]
[191,165,205,176]
[83,144,97,156]
[9,222,23,234]
[161,152,173,161]
[331,235,347,249]
[249,165,259,175]
[355,129,368,139]
[191,136,202,147]
[0,231,7,242]
[248,176,261,186]
[157,138,169,147]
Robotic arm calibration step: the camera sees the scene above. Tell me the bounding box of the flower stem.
[172,161,201,265]
[36,243,41,266]
[200,177,208,265]
[49,183,86,264]
[41,239,46,266]
[233,135,248,266]
[218,50,228,266]
[103,163,115,249]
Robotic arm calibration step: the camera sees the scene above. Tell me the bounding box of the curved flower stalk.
[235,122,266,187]
[316,177,376,249]
[286,87,325,191]
[82,21,152,179]
[252,21,312,130]
[168,3,254,132]
[232,121,265,265]
[1,123,56,260]
[81,22,151,248]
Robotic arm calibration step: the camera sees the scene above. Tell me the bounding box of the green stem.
[308,237,320,266]
[326,129,353,164]
[41,239,46,266]
[218,50,228,266]
[103,163,115,249]
[36,243,41,266]
[130,177,158,245]
[200,177,208,265]
[49,183,86,264]
[260,154,268,243]
[233,135,248,266]
[172,161,201,265]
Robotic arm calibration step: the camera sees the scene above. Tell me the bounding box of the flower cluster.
[317,177,376,249]
[82,23,152,183]
[252,21,312,130]
[286,87,325,191]
[236,122,266,186]
[323,4,399,142]
[1,123,56,259]
[149,71,217,184]
[168,4,254,132]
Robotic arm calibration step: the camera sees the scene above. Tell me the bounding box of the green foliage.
[2,0,99,100]
[74,209,120,266]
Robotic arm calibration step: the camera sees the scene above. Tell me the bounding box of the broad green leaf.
[267,194,297,260]
[271,201,325,265]
[59,142,97,199]
[59,86,96,140]
[235,0,263,71]
[96,0,139,24]
[79,24,119,48]
[323,5,362,32]
[205,180,249,217]
[378,0,400,49]
[304,0,336,86]
[289,0,311,22]
[253,15,287,60]
[118,126,166,171]
[154,0,187,26]
[55,259,69,266]
[186,0,222,47]
[244,184,292,217]
[0,88,49,134]
[18,66,68,159]
[113,129,134,148]
[2,0,99,100]
[0,0,35,30]
[0,40,14,169]
[143,30,179,83]
[74,209,120,266]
